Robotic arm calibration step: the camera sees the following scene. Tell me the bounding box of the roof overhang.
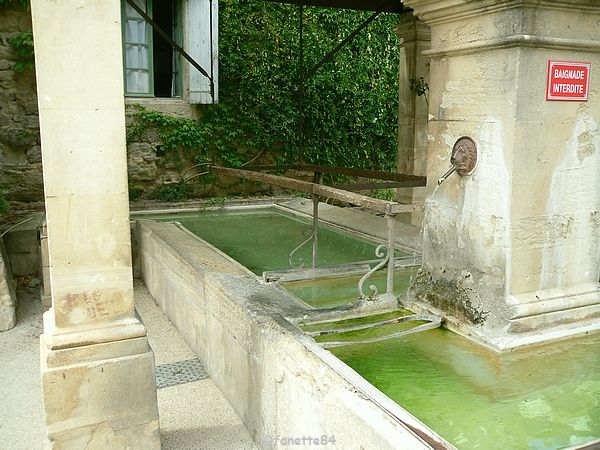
[264,0,410,14]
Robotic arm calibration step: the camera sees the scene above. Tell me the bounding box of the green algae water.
[143,208,409,275]
[331,328,600,450]
[283,268,418,308]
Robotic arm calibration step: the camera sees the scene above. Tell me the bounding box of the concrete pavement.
[0,281,258,450]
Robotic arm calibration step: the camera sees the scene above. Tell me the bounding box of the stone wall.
[124,109,270,200]
[0,6,269,203]
[0,6,406,205]
[0,5,43,202]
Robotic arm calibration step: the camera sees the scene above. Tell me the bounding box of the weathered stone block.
[24,115,39,129]
[0,69,15,82]
[0,126,38,148]
[41,334,160,449]
[127,143,159,182]
[0,163,44,201]
[26,145,42,163]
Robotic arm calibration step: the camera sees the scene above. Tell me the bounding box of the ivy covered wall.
[0,0,402,203]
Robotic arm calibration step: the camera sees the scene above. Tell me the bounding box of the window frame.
[122,0,155,97]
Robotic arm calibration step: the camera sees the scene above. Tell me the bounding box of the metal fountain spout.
[437,136,478,185]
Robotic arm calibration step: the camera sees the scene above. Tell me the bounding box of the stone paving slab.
[0,282,257,450]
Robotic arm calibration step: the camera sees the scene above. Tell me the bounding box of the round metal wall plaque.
[450,136,478,176]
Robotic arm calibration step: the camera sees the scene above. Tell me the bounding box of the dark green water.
[284,268,418,308]
[144,208,408,275]
[332,328,600,450]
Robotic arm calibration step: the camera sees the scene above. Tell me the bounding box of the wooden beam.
[242,164,427,185]
[210,166,421,215]
[333,181,425,191]
[263,0,409,14]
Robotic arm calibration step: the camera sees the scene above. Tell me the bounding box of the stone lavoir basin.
[141,206,411,276]
[135,205,600,449]
[307,313,600,450]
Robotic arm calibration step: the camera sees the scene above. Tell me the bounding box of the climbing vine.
[0,192,9,214]
[9,31,34,73]
[1,0,34,73]
[130,1,401,174]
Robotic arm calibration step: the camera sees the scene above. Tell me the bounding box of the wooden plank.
[333,181,426,191]
[211,166,402,214]
[300,164,426,185]
[242,164,427,185]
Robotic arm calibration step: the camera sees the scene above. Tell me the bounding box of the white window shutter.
[187,0,218,104]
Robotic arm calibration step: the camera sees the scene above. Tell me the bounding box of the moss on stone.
[410,269,489,325]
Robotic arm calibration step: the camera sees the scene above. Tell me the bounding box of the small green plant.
[9,31,34,74]
[371,188,395,201]
[409,77,429,103]
[128,182,142,201]
[156,183,189,202]
[0,192,10,214]
[206,196,226,207]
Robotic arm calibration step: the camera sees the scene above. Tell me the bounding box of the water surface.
[332,329,600,449]
[145,208,408,275]
[284,268,417,308]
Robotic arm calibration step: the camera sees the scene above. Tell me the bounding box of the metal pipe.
[437,166,456,185]
[386,214,395,295]
[311,172,322,268]
[311,196,319,268]
[302,0,393,81]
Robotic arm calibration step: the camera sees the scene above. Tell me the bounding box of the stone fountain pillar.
[396,12,430,225]
[31,0,160,447]
[403,0,600,350]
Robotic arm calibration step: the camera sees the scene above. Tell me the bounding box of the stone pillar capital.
[403,0,600,25]
[402,0,600,57]
[395,11,430,44]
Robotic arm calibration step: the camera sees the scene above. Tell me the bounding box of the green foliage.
[128,105,216,165]
[206,196,226,207]
[370,188,395,201]
[9,31,34,73]
[156,183,190,202]
[0,192,9,214]
[131,2,401,173]
[409,77,429,101]
[128,182,142,201]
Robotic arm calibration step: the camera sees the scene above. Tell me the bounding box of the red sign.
[546,60,591,101]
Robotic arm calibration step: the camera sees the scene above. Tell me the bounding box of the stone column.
[30,0,160,447]
[404,0,600,349]
[396,12,430,225]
